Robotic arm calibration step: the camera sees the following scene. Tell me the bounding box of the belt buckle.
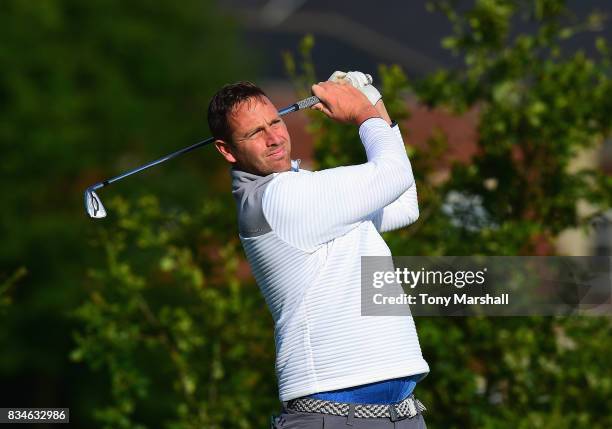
[388,403,400,422]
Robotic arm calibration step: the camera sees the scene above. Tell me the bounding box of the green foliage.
[417,0,612,246]
[0,268,26,315]
[280,2,612,427]
[72,196,277,428]
[0,0,253,425]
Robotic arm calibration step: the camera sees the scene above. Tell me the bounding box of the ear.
[214,139,237,163]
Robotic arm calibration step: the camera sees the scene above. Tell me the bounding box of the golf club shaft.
[89,95,320,191]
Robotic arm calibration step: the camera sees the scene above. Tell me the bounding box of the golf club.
[84,94,322,219]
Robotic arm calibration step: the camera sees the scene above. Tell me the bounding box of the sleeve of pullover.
[262,117,415,252]
[371,123,419,233]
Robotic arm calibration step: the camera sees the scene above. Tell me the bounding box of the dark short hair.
[207,81,267,143]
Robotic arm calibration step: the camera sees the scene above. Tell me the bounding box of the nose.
[264,127,284,146]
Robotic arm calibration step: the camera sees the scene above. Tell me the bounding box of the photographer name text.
[372,292,509,306]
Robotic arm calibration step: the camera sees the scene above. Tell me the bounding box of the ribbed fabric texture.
[236,118,429,401]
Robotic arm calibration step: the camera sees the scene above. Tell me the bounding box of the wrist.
[354,105,380,126]
[374,99,392,125]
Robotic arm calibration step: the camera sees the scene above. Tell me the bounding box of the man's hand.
[311,81,380,126]
[328,70,391,125]
[328,71,382,106]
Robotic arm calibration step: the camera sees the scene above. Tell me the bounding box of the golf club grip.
[296,96,321,111]
[294,75,373,111]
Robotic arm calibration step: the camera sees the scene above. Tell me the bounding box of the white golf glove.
[328,70,382,105]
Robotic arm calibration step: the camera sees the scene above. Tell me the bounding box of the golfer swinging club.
[208,71,430,428]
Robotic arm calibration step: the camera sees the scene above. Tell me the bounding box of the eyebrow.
[241,117,282,139]
[243,125,264,138]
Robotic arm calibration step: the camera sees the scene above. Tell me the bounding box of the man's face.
[216,96,292,176]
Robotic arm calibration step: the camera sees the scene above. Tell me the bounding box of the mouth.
[267,146,286,159]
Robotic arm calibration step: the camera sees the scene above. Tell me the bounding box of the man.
[208,72,430,428]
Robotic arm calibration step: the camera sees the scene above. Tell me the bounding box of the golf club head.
[84,188,107,219]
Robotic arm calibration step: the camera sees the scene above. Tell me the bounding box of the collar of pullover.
[231,159,301,198]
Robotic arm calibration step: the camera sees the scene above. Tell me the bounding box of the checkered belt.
[286,393,426,421]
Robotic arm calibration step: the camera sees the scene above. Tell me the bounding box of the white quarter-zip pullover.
[231,117,429,401]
